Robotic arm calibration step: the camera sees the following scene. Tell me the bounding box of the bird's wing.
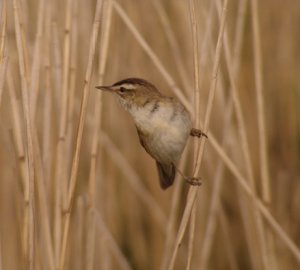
[135,126,152,156]
[156,162,175,189]
[136,126,175,189]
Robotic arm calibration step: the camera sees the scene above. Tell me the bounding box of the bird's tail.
[156,162,175,189]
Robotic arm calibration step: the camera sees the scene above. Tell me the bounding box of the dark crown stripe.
[112,78,159,93]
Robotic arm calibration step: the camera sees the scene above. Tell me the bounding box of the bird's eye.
[120,87,126,93]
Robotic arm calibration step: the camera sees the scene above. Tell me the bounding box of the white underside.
[127,102,192,163]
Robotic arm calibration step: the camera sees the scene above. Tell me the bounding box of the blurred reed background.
[0,0,299,269]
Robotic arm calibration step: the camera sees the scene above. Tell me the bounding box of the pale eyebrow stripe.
[121,84,136,89]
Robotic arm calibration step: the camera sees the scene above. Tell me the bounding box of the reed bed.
[0,0,299,269]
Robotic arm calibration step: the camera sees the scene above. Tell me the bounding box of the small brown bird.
[96,78,206,189]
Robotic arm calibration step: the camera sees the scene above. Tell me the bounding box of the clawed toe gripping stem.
[190,128,208,139]
[186,177,202,187]
[173,164,202,187]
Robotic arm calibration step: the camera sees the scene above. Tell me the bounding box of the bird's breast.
[129,102,192,163]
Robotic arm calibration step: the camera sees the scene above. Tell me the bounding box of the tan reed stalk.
[53,0,74,266]
[73,198,84,270]
[224,13,267,267]
[199,99,235,270]
[214,1,263,266]
[111,2,300,265]
[18,2,30,81]
[190,9,219,256]
[7,66,28,205]
[196,0,215,97]
[35,238,41,270]
[100,132,167,229]
[185,0,200,268]
[88,0,113,205]
[208,134,300,263]
[51,21,62,99]
[67,0,79,125]
[233,0,248,70]
[238,194,263,269]
[188,0,201,166]
[95,210,133,270]
[60,1,80,238]
[191,0,227,179]
[23,3,55,268]
[59,0,73,145]
[8,23,54,267]
[216,0,269,267]
[251,0,276,268]
[112,1,190,111]
[251,0,271,204]
[159,150,188,270]
[64,0,79,213]
[219,0,258,264]
[112,1,270,267]
[7,65,30,269]
[85,208,96,270]
[13,0,35,268]
[198,67,258,268]
[32,130,56,270]
[0,57,7,107]
[186,206,196,270]
[85,1,112,269]
[30,0,45,118]
[167,1,228,269]
[0,0,6,62]
[152,0,191,93]
[41,2,53,186]
[219,210,239,270]
[0,0,7,106]
[205,95,260,268]
[111,0,212,122]
[197,0,215,79]
[59,1,104,269]
[194,19,232,263]
[1,1,300,269]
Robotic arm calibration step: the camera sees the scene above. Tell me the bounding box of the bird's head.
[96,78,161,110]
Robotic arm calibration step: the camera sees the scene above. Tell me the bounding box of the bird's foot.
[190,128,208,138]
[173,163,203,187]
[186,177,202,187]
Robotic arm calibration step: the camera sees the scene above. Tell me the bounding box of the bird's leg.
[190,128,208,138]
[173,164,202,187]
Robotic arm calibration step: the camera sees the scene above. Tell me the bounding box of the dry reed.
[1,0,300,269]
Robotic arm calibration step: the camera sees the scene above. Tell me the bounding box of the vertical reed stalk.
[167,0,228,268]
[41,1,52,186]
[30,0,45,118]
[0,0,7,106]
[152,0,191,93]
[251,0,271,204]
[251,0,275,268]
[186,0,200,268]
[159,150,188,270]
[13,0,35,268]
[1,1,300,269]
[59,1,104,268]
[112,1,190,111]
[216,0,269,267]
[53,0,73,266]
[85,1,112,269]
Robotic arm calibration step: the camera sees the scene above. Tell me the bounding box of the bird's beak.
[95,85,114,92]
